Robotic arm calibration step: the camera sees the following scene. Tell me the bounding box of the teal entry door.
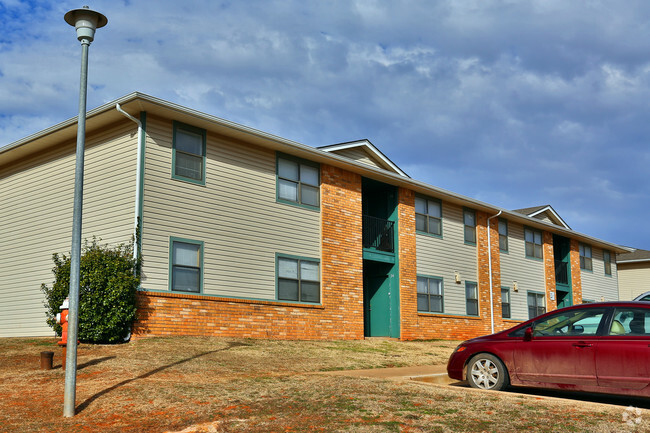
[364,275,391,336]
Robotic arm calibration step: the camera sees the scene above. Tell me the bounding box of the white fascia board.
[320,140,409,177]
[528,205,571,230]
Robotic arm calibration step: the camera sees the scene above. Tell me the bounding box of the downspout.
[487,210,502,334]
[116,103,143,261]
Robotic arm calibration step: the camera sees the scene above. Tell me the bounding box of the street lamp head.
[64,6,108,43]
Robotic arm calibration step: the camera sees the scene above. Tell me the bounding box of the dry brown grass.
[0,337,646,432]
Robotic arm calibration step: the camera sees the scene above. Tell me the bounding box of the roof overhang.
[0,92,633,254]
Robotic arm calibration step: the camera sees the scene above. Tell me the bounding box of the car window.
[639,294,650,302]
[532,308,606,337]
[609,308,650,336]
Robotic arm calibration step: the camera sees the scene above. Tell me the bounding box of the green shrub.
[41,238,140,344]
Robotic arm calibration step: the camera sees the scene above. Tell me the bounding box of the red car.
[447,302,650,397]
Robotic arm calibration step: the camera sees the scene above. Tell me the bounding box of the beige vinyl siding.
[500,221,546,320]
[0,124,138,337]
[416,201,477,316]
[140,116,320,300]
[618,262,650,300]
[581,247,618,302]
[533,213,554,225]
[329,148,383,170]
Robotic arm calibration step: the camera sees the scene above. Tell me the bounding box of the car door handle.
[573,342,593,348]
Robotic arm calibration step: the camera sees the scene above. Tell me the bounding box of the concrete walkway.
[321,364,455,384]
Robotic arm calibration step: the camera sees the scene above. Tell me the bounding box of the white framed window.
[527,291,546,319]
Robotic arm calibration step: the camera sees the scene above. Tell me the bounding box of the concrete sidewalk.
[321,364,456,384]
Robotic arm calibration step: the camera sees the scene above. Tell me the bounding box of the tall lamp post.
[63,6,107,418]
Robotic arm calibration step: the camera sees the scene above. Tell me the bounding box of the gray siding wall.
[330,148,383,170]
[0,124,137,337]
[416,201,478,316]
[618,262,650,300]
[140,116,320,300]
[500,221,546,321]
[581,247,619,302]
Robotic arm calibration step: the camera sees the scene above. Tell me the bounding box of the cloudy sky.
[1,0,649,249]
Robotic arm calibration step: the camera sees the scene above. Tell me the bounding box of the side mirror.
[523,326,533,342]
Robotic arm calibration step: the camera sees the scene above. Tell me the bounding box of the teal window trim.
[579,243,593,272]
[463,208,477,246]
[415,195,443,238]
[172,121,207,185]
[527,290,546,319]
[524,226,543,260]
[416,274,444,313]
[276,152,320,211]
[498,218,508,252]
[603,249,612,276]
[169,237,204,293]
[275,253,321,304]
[465,281,479,316]
[501,286,511,319]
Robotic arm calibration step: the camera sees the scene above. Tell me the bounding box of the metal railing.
[555,260,569,285]
[362,215,394,252]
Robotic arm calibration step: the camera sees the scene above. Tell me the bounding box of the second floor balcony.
[363,215,394,253]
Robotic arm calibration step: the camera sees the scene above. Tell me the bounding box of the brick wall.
[570,239,584,304]
[133,163,364,340]
[543,231,558,311]
[397,187,418,340]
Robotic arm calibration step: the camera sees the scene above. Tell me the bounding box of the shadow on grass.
[76,341,251,414]
[78,356,116,370]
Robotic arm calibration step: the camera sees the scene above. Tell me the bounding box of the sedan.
[447,302,650,397]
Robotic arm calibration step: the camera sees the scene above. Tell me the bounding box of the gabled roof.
[513,204,571,230]
[318,139,409,178]
[617,248,650,263]
[0,92,632,254]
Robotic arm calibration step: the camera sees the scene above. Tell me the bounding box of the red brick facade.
[570,239,584,304]
[543,231,558,311]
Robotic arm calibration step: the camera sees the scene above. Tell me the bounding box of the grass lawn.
[0,337,645,432]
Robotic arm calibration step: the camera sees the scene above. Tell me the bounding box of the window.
[466,282,478,316]
[415,196,442,236]
[501,288,511,319]
[603,250,612,276]
[170,238,203,293]
[579,244,592,271]
[277,155,320,208]
[173,122,206,184]
[417,276,443,313]
[609,308,650,336]
[277,255,320,303]
[531,307,605,337]
[527,292,546,319]
[464,209,476,244]
[498,219,508,252]
[524,228,543,259]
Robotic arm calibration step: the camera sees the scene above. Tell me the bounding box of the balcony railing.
[362,215,394,253]
[555,260,569,285]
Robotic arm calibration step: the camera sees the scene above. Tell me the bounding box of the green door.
[364,275,391,337]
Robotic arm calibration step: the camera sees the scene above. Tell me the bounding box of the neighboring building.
[0,92,629,340]
[617,248,650,300]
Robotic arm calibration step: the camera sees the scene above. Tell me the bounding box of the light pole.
[63,5,107,418]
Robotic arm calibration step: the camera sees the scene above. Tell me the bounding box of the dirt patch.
[0,337,645,432]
